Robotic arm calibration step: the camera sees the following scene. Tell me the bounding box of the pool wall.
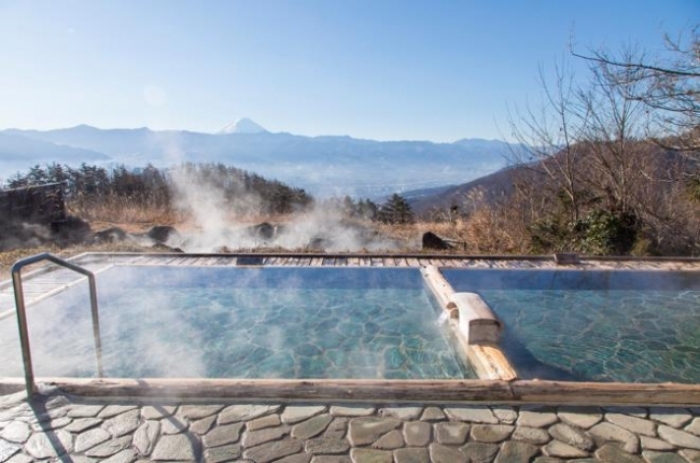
[1,251,700,405]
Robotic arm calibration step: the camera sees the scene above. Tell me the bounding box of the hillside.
[0,123,511,197]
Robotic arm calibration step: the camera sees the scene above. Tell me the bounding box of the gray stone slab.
[276,454,311,463]
[293,414,333,439]
[25,430,74,459]
[97,405,137,419]
[282,406,326,424]
[103,409,140,437]
[607,412,657,437]
[594,443,644,463]
[512,426,551,445]
[470,424,514,443]
[651,409,693,428]
[102,448,137,463]
[348,417,401,446]
[330,406,376,417]
[495,441,539,463]
[548,423,595,451]
[686,418,700,437]
[379,407,422,420]
[190,415,217,435]
[420,407,446,422]
[444,406,498,424]
[518,411,558,428]
[243,424,291,448]
[324,418,349,439]
[372,430,404,450]
[151,434,199,461]
[0,439,21,462]
[460,442,499,463]
[204,443,242,463]
[204,422,244,448]
[305,437,350,454]
[249,414,282,431]
[403,421,431,447]
[350,448,393,463]
[641,435,677,451]
[588,421,640,454]
[557,407,603,429]
[0,422,30,444]
[658,425,700,450]
[133,420,160,455]
[179,405,225,421]
[65,418,102,433]
[605,406,648,419]
[393,447,429,463]
[67,405,105,418]
[4,452,32,463]
[74,427,111,452]
[312,456,352,463]
[141,405,176,420]
[219,404,281,424]
[242,439,304,463]
[31,416,71,431]
[679,449,700,462]
[84,436,131,458]
[641,450,687,463]
[492,406,518,424]
[429,444,468,463]
[435,422,469,445]
[161,416,189,435]
[543,440,589,459]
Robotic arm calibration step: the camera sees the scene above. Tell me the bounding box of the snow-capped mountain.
[219,118,268,134]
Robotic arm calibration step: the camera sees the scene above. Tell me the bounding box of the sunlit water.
[443,269,700,383]
[0,266,474,379]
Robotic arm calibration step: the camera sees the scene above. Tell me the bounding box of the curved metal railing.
[11,253,103,395]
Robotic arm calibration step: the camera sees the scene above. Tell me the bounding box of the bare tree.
[572,27,700,154]
[507,62,591,223]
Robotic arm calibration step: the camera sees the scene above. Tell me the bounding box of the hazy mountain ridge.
[1,123,513,197]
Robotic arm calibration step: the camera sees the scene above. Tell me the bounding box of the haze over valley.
[1,118,512,198]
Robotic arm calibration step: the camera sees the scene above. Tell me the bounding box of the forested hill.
[3,162,314,216]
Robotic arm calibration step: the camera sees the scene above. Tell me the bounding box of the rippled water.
[443,269,700,383]
[0,266,474,379]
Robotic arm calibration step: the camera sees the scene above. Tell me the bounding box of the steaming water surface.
[0,266,475,379]
[443,269,700,383]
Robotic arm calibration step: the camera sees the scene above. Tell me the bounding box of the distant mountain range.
[1,119,516,198]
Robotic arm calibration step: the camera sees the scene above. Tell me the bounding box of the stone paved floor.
[0,389,700,462]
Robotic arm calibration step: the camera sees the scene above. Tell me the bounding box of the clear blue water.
[0,266,474,380]
[442,269,700,383]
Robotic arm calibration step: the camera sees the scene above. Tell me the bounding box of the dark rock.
[93,226,128,244]
[151,242,184,253]
[51,216,91,245]
[307,237,332,251]
[422,232,452,250]
[253,222,275,240]
[147,225,180,244]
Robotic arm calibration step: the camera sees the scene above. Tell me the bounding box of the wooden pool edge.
[2,377,700,406]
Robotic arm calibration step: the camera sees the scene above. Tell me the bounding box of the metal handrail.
[11,253,104,395]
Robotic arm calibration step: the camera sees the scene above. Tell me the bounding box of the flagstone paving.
[0,389,699,462]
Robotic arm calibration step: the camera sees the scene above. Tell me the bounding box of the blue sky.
[0,1,696,142]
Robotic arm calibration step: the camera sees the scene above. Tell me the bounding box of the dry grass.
[68,202,182,226]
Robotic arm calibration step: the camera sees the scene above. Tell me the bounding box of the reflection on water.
[443,269,700,383]
[0,266,475,380]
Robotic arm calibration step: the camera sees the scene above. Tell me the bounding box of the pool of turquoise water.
[0,266,475,380]
[442,269,700,383]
